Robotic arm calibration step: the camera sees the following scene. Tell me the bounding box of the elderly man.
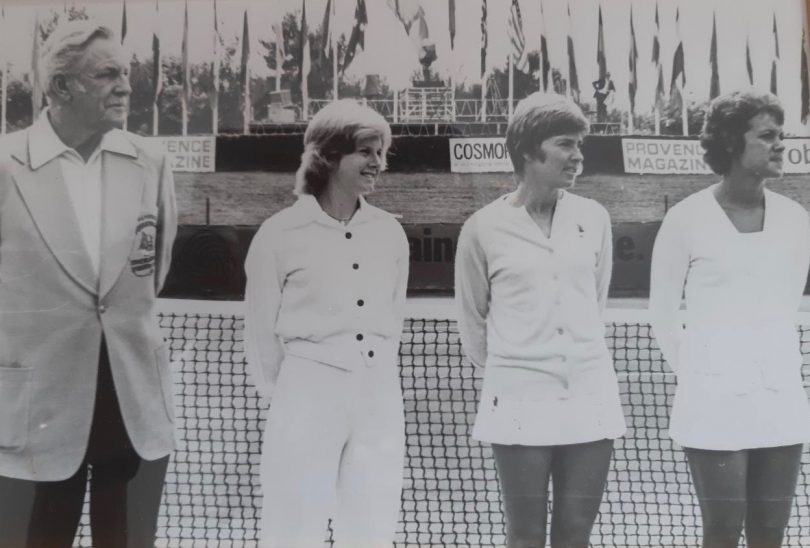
[0,21,177,547]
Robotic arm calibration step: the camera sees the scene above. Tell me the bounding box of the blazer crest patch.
[132,214,157,277]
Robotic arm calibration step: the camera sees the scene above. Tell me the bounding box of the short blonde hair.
[295,100,392,196]
[506,92,589,174]
[40,21,117,104]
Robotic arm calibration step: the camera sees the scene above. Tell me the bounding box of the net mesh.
[71,306,810,547]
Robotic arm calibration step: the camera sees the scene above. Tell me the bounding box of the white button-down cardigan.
[649,185,810,450]
[244,195,409,399]
[455,190,626,445]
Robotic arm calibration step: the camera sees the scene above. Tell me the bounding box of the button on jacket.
[455,190,625,445]
[0,113,178,480]
[244,195,409,399]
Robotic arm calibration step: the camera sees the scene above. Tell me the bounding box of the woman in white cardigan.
[455,92,625,548]
[650,90,810,548]
[243,100,409,548]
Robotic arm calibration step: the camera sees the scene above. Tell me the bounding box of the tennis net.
[71,298,810,547]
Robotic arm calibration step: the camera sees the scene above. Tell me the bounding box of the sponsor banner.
[150,136,216,173]
[403,222,662,296]
[449,138,513,173]
[611,222,659,292]
[405,224,458,291]
[622,139,711,174]
[623,138,810,174]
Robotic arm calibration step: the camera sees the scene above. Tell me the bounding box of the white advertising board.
[149,136,216,173]
[623,138,810,174]
[449,138,513,173]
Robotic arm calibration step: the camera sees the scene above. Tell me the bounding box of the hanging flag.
[31,11,42,119]
[708,12,719,99]
[449,0,456,50]
[388,0,417,34]
[240,9,250,91]
[241,9,250,131]
[300,0,311,93]
[211,0,220,132]
[539,0,550,91]
[212,0,220,101]
[771,13,779,94]
[414,7,436,66]
[480,0,487,80]
[596,5,606,80]
[670,8,685,97]
[321,0,333,57]
[152,0,162,105]
[802,28,809,123]
[652,2,664,109]
[182,0,190,111]
[121,0,127,44]
[508,0,528,73]
[567,3,579,101]
[344,0,367,73]
[746,36,754,85]
[628,5,638,113]
[1,4,7,135]
[273,22,285,89]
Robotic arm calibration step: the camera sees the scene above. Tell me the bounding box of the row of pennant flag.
[4,0,810,136]
[503,0,807,123]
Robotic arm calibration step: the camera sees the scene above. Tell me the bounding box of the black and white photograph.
[1,0,810,546]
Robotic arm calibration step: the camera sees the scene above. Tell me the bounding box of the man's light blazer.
[0,124,177,481]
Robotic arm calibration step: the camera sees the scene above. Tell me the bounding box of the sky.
[0,0,808,132]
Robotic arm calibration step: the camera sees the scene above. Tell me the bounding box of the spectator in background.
[455,92,625,548]
[0,21,177,547]
[244,99,409,548]
[650,89,810,548]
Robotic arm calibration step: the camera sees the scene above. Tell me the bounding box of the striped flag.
[709,12,719,99]
[240,9,250,132]
[567,3,579,101]
[121,0,127,44]
[31,11,42,120]
[770,13,779,94]
[746,36,754,85]
[652,3,664,109]
[539,0,550,90]
[321,0,333,57]
[802,28,809,123]
[480,0,487,80]
[344,0,367,73]
[628,5,638,113]
[414,6,436,66]
[181,0,189,135]
[596,5,606,80]
[449,0,456,50]
[508,0,528,73]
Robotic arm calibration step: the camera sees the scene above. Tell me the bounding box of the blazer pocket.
[154,345,176,424]
[0,366,32,451]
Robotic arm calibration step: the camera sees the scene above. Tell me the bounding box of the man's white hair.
[39,21,116,103]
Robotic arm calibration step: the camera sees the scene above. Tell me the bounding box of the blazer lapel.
[12,159,97,295]
[98,151,145,298]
